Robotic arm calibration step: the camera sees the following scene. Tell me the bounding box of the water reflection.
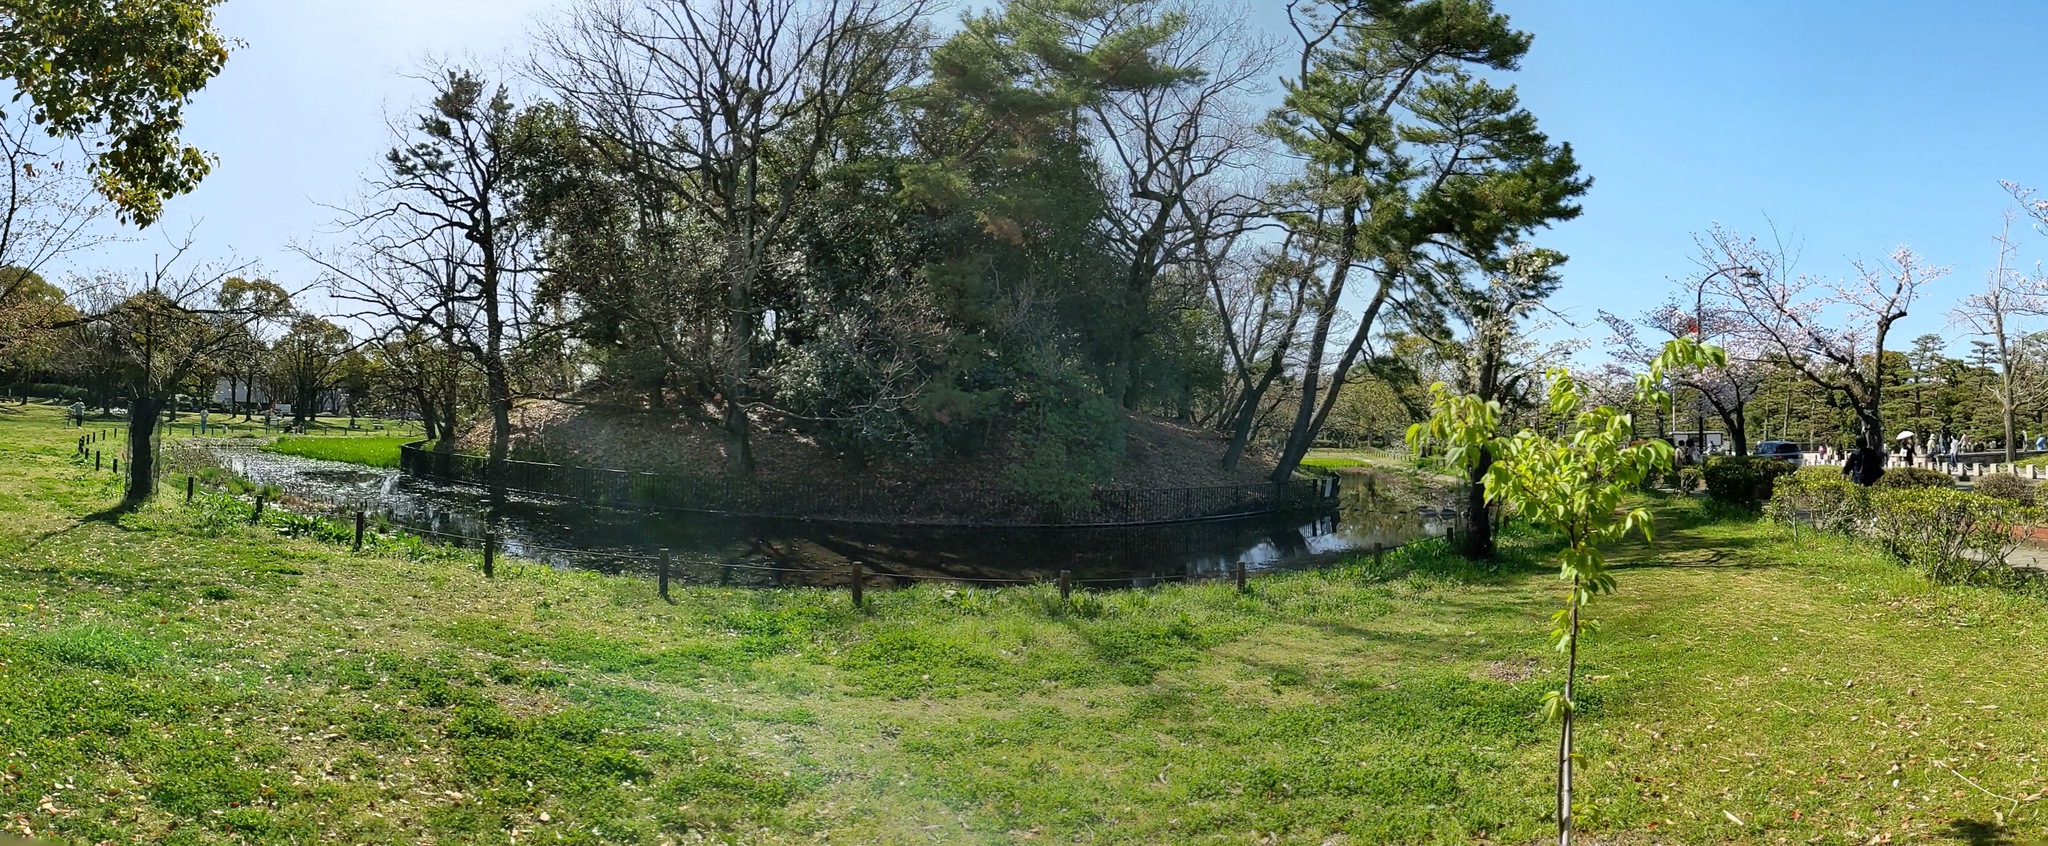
[201,444,1458,589]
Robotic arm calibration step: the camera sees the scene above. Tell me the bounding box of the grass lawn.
[2,402,2047,844]
[261,434,414,468]
[1302,447,1437,474]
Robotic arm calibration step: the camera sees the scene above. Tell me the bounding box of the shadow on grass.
[82,497,146,525]
[1607,536,1782,571]
[1946,819,2023,845]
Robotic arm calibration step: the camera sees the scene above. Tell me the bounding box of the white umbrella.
[1895,431,1915,441]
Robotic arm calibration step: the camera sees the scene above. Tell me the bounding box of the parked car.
[1753,440,1803,468]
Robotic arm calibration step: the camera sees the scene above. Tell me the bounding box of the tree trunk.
[1556,585,1581,845]
[1464,445,1494,559]
[1713,401,1749,457]
[125,395,164,502]
[417,391,441,442]
[2003,369,2018,464]
[1268,211,1359,484]
[1273,282,1392,483]
[1222,358,1289,471]
[484,360,513,503]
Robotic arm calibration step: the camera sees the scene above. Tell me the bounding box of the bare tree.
[0,111,115,365]
[1600,299,1768,456]
[314,68,536,492]
[533,0,932,473]
[1085,0,1274,409]
[1953,205,2048,463]
[1205,227,1311,470]
[68,240,290,501]
[1697,224,1949,460]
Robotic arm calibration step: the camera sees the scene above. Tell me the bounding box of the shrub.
[1867,487,2032,584]
[1702,456,1794,508]
[1676,466,1703,493]
[1873,466,1954,490]
[1974,472,2035,505]
[1766,467,1868,534]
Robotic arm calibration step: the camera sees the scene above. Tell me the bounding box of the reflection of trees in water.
[200,443,1462,589]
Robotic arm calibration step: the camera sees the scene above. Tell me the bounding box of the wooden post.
[94,451,101,471]
[1058,569,1071,600]
[1374,542,1385,567]
[1234,560,1247,592]
[658,549,673,603]
[252,494,264,522]
[353,511,366,551]
[111,457,117,475]
[186,476,195,503]
[483,532,496,578]
[850,561,864,608]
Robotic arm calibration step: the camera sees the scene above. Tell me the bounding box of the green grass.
[261,434,413,468]
[1299,454,1369,470]
[3,402,2048,843]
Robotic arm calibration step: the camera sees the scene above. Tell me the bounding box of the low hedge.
[1975,473,2035,505]
[1873,466,1955,490]
[6,382,89,402]
[1676,466,1704,493]
[1766,467,1868,534]
[1703,456,1795,508]
[1769,473,2040,587]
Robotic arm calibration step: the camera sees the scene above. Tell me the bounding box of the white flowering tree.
[1694,224,1948,450]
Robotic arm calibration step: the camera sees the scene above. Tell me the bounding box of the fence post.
[658,549,673,603]
[186,475,195,503]
[483,531,496,578]
[1233,560,1247,592]
[353,511,366,551]
[850,561,864,608]
[1374,542,1385,568]
[94,451,101,471]
[252,494,264,522]
[1059,569,1071,600]
[111,457,117,475]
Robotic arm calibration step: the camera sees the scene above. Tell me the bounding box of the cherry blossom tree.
[1694,224,1948,455]
[1952,202,2048,463]
[1600,298,1768,456]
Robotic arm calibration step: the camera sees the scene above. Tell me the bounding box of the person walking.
[1843,436,1886,486]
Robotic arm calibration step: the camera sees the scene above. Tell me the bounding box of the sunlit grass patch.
[262,435,412,468]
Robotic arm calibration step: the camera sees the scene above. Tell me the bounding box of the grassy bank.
[261,434,414,468]
[2,403,2045,843]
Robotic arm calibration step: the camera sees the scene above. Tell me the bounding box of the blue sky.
[1474,0,2048,350]
[86,0,2048,356]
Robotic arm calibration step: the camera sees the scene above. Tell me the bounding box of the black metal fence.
[398,442,1335,527]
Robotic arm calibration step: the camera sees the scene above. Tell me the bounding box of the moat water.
[197,443,1461,589]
